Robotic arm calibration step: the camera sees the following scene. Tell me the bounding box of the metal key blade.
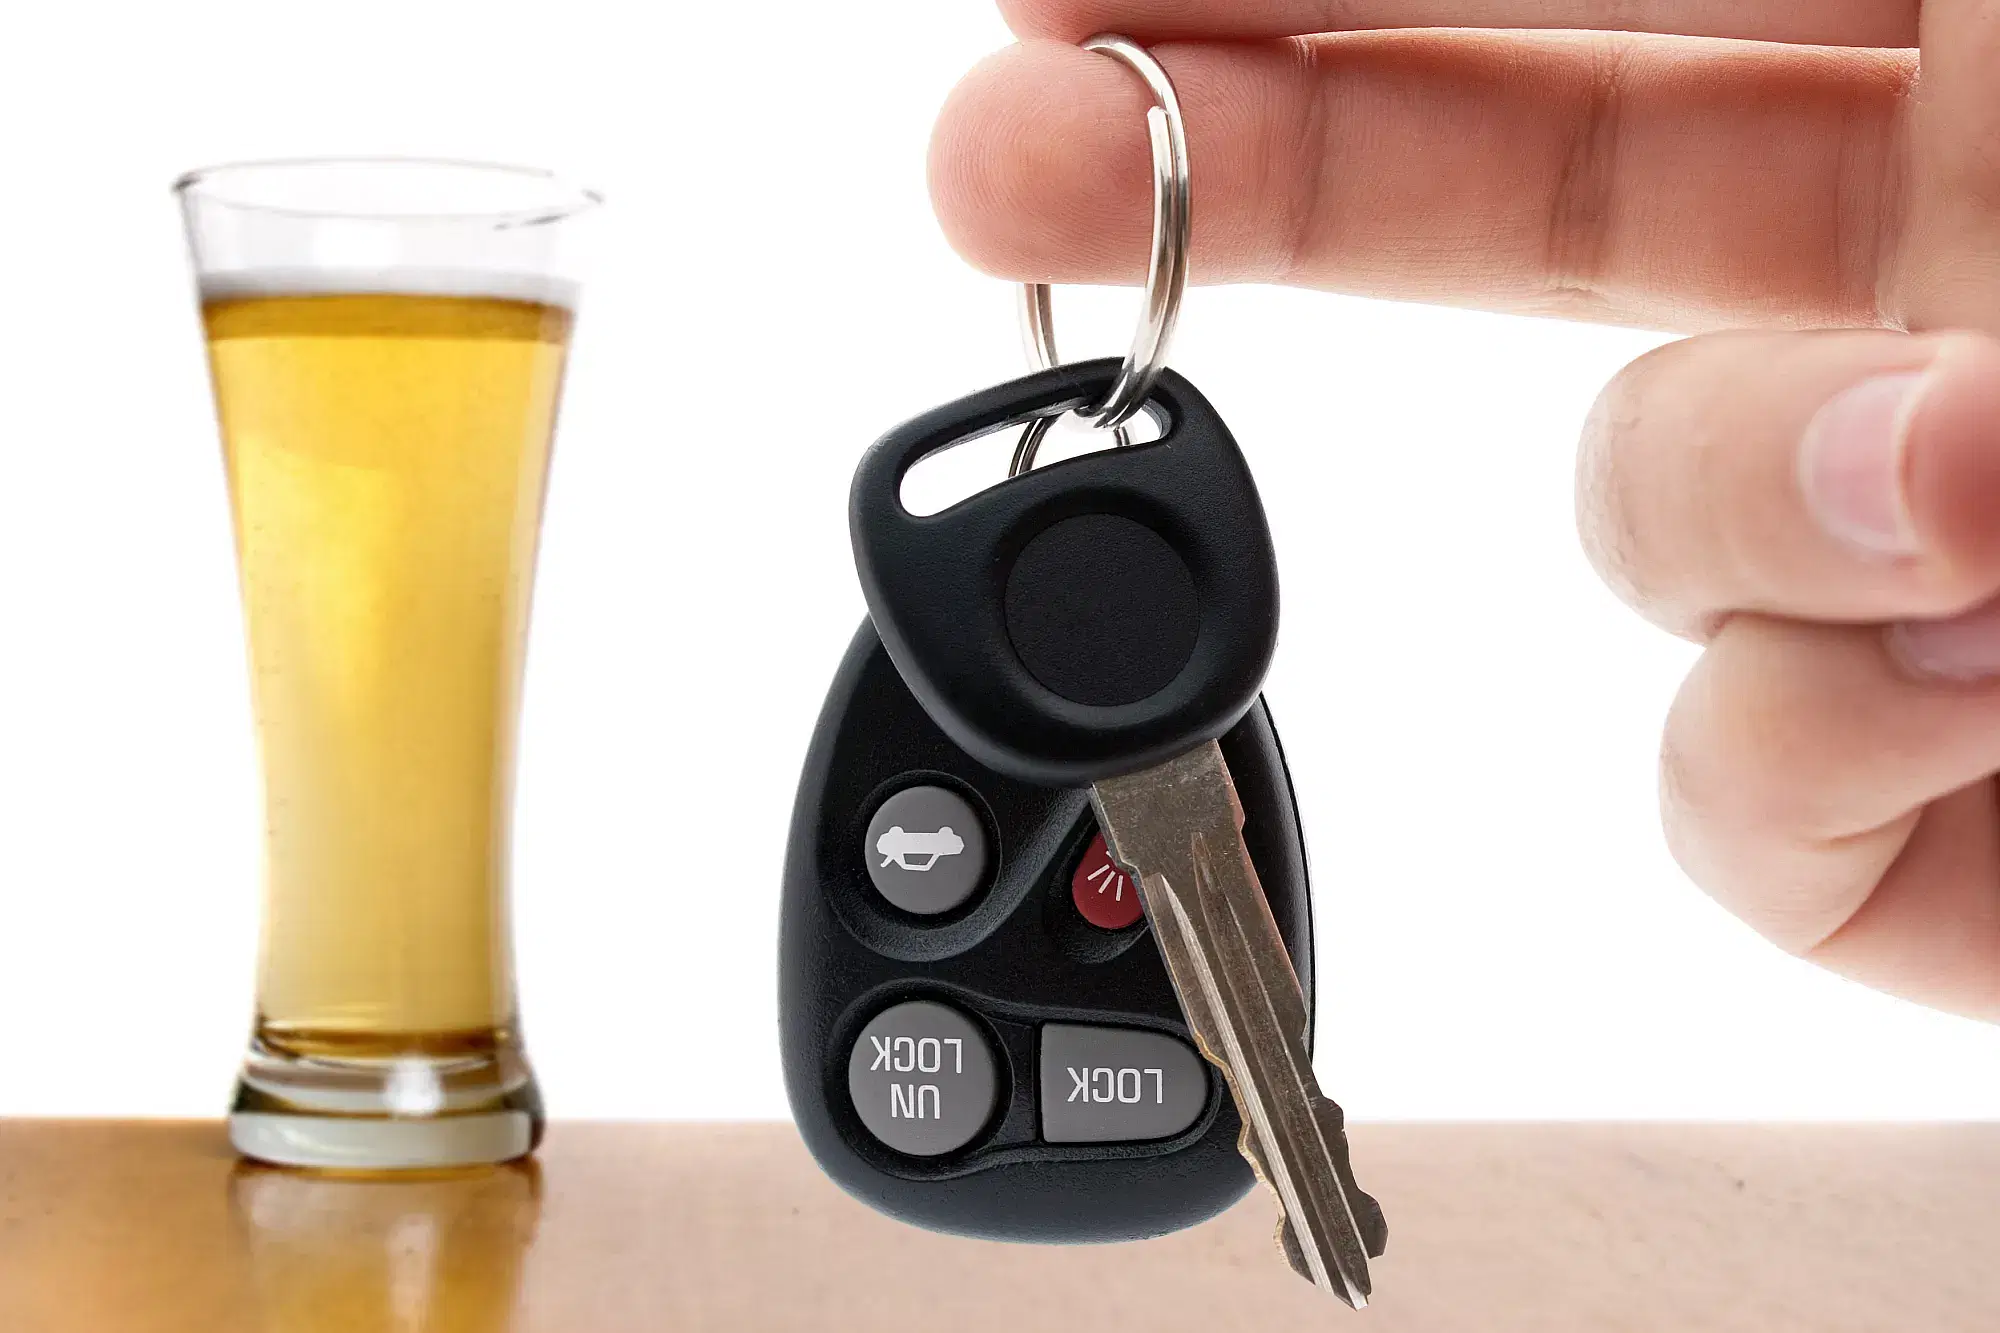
[1154,859,1375,1299]
[1093,742,1385,1308]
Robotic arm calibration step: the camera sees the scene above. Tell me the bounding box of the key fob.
[778,621,1315,1242]
[850,359,1278,788]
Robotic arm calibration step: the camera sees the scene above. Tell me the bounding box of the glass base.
[229,1036,544,1170]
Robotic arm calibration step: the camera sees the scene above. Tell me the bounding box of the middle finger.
[1577,328,2000,639]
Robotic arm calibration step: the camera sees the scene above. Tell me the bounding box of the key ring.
[1009,33,1190,477]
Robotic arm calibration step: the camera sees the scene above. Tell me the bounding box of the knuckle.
[1278,40,1333,285]
[1655,713,1710,871]
[1542,36,1634,307]
[1578,334,1787,640]
[1661,631,1833,846]
[1657,664,1776,855]
[1574,342,1689,630]
[1658,645,1869,954]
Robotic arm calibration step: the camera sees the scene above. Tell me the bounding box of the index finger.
[930,36,1910,332]
[1000,0,1918,47]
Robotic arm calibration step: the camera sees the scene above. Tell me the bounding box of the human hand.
[930,2,2000,1020]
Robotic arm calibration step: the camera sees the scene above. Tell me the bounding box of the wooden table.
[1,1121,1993,1330]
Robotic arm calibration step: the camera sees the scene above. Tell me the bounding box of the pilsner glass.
[178,159,597,1169]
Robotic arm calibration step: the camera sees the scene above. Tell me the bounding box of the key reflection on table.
[228,1162,541,1332]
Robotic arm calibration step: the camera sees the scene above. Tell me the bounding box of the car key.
[850,356,1388,1305]
[1096,745,1381,1302]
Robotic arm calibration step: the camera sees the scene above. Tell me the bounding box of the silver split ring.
[1016,33,1191,441]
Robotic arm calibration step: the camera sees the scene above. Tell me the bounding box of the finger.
[1663,614,2000,1020]
[1576,329,2000,639]
[928,36,1911,331]
[1000,0,1917,48]
[1813,782,2000,1023]
[1895,0,2000,333]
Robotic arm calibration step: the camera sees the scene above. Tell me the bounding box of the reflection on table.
[231,1161,540,1332]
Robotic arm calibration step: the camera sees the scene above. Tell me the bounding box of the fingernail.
[1799,371,1931,557]
[1890,597,2000,680]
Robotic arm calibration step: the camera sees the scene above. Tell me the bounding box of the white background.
[2,0,1997,1122]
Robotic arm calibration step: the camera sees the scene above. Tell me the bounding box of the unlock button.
[850,1001,999,1157]
[1039,1025,1208,1144]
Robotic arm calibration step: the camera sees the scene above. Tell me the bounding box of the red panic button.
[1071,832,1144,930]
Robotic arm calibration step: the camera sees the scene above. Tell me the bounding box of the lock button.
[1039,1024,1207,1144]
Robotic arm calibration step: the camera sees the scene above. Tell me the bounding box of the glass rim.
[172,156,602,225]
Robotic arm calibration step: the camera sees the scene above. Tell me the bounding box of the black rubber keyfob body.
[778,621,1315,1242]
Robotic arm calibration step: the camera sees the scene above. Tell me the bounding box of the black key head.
[850,359,1279,788]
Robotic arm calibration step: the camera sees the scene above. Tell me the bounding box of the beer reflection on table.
[229,1159,542,1332]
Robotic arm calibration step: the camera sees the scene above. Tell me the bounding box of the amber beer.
[206,279,568,1046]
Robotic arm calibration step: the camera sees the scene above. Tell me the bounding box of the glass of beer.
[178,159,597,1169]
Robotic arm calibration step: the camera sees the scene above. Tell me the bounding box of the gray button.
[864,785,988,915]
[849,1001,999,1157]
[1039,1024,1208,1144]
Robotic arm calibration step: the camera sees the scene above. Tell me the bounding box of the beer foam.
[199,267,580,310]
